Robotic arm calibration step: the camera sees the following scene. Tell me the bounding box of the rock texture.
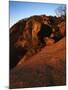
[10,38,66,88]
[10,15,66,88]
[10,15,66,69]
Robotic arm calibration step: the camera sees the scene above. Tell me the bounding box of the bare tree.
[55,5,66,19]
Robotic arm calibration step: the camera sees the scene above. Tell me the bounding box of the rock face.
[10,38,66,88]
[10,15,66,69]
[10,14,66,88]
[58,21,66,37]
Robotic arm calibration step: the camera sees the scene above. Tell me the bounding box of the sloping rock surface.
[10,37,66,88]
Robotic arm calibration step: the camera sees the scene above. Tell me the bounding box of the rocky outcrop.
[10,15,66,69]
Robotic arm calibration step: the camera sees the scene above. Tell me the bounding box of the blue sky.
[9,1,65,27]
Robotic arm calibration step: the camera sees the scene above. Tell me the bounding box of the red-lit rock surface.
[10,15,66,69]
[10,37,66,88]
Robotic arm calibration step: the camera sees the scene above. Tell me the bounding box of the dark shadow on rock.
[37,24,52,46]
[10,46,27,70]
